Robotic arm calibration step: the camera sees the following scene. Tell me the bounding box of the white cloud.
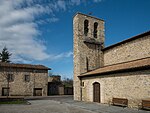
[36,17,59,25]
[0,0,99,63]
[0,1,49,63]
[57,0,66,10]
[70,0,81,5]
[0,0,74,63]
[93,0,102,3]
[49,51,73,60]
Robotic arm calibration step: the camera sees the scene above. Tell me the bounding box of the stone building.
[73,12,150,108]
[48,75,64,95]
[48,75,73,95]
[0,63,50,96]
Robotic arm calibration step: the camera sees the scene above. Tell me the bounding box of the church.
[73,12,150,108]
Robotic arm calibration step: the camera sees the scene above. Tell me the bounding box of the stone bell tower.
[73,13,105,100]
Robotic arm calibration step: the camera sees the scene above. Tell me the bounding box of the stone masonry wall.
[104,35,150,66]
[48,76,61,82]
[73,13,104,100]
[81,70,150,108]
[0,68,48,96]
[73,13,150,108]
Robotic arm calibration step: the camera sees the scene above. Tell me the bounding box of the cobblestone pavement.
[0,96,149,113]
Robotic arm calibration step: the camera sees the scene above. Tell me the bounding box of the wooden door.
[93,82,100,103]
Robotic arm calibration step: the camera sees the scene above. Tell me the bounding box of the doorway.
[2,87,9,96]
[93,82,100,103]
[34,88,42,96]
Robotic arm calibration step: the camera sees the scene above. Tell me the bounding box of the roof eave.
[79,65,150,78]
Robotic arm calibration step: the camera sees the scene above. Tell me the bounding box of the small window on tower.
[84,19,89,36]
[94,22,98,38]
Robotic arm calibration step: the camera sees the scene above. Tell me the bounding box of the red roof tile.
[79,57,150,77]
[0,63,51,70]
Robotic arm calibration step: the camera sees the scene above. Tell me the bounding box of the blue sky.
[0,0,150,79]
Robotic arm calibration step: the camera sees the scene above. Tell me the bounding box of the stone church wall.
[73,13,104,100]
[81,70,150,108]
[73,13,150,109]
[104,35,150,66]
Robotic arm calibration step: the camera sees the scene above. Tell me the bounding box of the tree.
[62,77,73,87]
[0,47,12,63]
[0,47,12,97]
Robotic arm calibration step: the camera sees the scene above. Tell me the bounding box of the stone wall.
[73,13,105,100]
[73,12,150,108]
[48,76,61,82]
[81,70,150,108]
[0,68,48,96]
[104,35,150,66]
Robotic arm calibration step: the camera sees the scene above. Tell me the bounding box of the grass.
[0,100,28,104]
[0,100,26,104]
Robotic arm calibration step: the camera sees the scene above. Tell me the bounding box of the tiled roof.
[79,57,150,77]
[0,62,51,70]
[103,30,150,51]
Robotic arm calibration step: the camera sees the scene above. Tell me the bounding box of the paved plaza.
[0,96,149,113]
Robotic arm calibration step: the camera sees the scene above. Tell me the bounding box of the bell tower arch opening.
[84,19,89,36]
[94,22,98,38]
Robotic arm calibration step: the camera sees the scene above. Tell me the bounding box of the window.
[84,19,89,36]
[24,75,30,82]
[94,22,98,38]
[7,74,14,82]
[81,82,84,87]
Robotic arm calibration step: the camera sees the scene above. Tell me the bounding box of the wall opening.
[94,22,98,38]
[93,82,100,103]
[2,87,9,96]
[33,88,42,96]
[84,19,89,36]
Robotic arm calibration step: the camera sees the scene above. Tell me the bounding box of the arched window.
[94,22,98,38]
[84,19,89,36]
